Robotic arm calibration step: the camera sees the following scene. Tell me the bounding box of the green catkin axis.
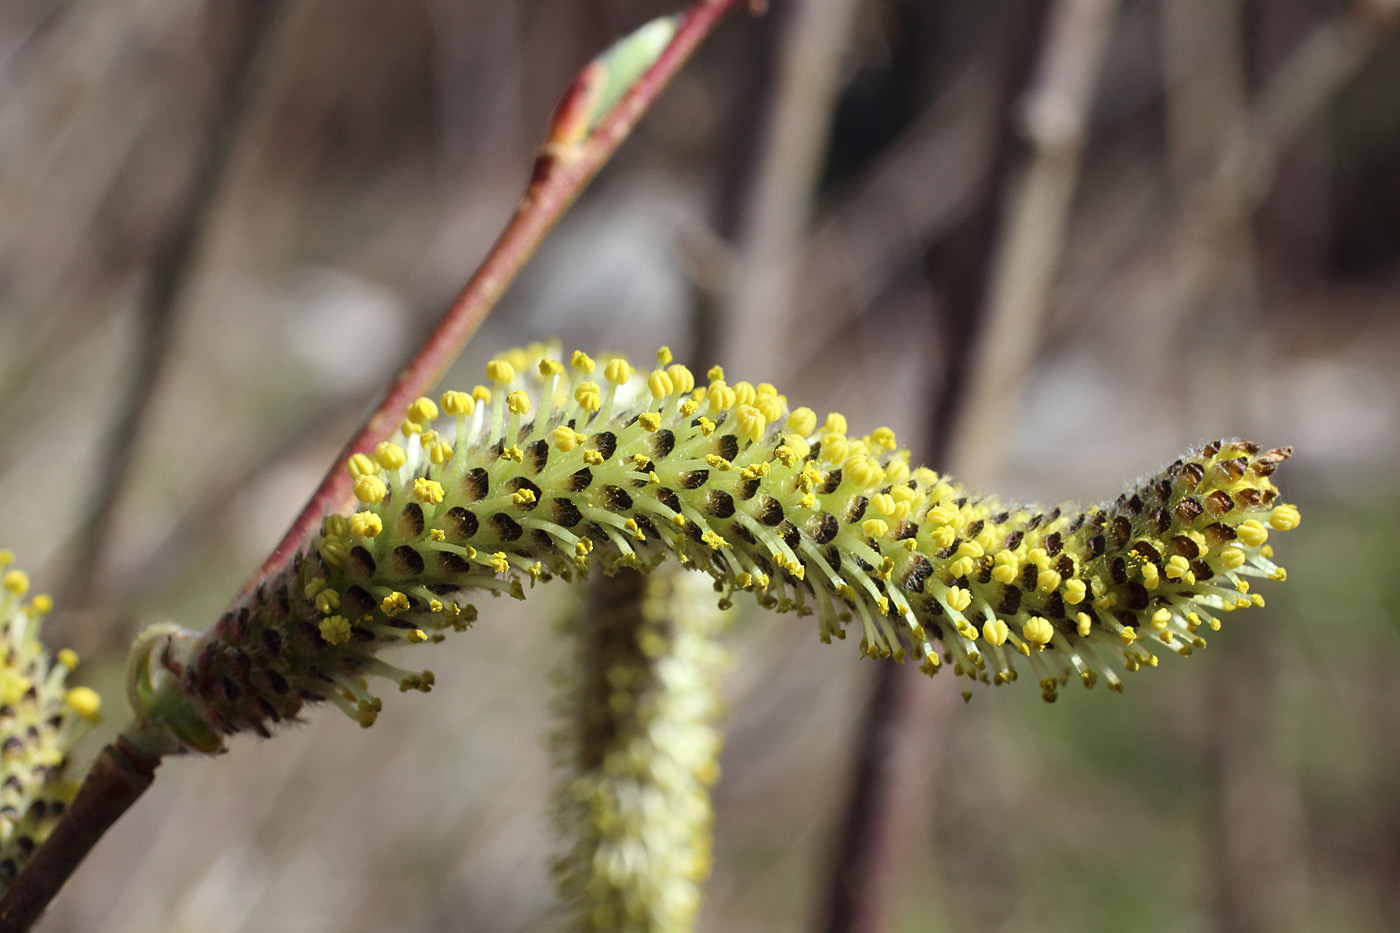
[130,343,1299,749]
[0,553,102,890]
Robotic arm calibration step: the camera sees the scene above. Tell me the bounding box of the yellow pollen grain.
[413,478,445,505]
[538,358,565,378]
[1220,546,1246,569]
[374,442,407,470]
[647,370,673,399]
[869,426,897,450]
[755,396,784,423]
[926,505,955,527]
[429,441,453,464]
[506,390,530,415]
[320,615,352,645]
[946,587,972,612]
[1165,555,1191,579]
[315,589,340,615]
[1023,616,1054,648]
[575,381,601,411]
[1063,578,1087,604]
[3,569,29,596]
[740,462,770,480]
[847,456,883,487]
[64,686,102,720]
[949,556,976,578]
[706,383,736,412]
[786,407,817,435]
[349,511,383,538]
[861,518,889,539]
[490,552,510,574]
[667,364,696,394]
[58,648,79,670]
[486,359,516,384]
[736,406,766,443]
[956,540,984,559]
[820,433,849,466]
[319,538,348,566]
[347,453,376,479]
[354,475,387,505]
[552,426,581,452]
[870,493,896,516]
[1236,519,1269,548]
[604,358,632,385]
[638,412,661,432]
[1270,504,1301,531]
[1076,612,1092,637]
[982,618,1009,647]
[1151,608,1172,630]
[928,526,956,549]
[407,397,439,424]
[571,350,595,373]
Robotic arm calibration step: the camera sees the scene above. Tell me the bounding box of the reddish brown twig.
[233,0,754,609]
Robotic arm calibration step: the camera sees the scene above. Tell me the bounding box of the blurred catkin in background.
[1,1,1398,931]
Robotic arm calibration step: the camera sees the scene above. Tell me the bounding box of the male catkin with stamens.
[0,552,102,889]
[129,344,1298,750]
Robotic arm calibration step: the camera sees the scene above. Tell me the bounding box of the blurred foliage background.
[1,0,1398,930]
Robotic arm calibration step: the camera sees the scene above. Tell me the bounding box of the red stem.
[233,0,752,608]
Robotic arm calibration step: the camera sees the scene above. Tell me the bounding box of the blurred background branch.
[1,0,1398,930]
[61,0,288,614]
